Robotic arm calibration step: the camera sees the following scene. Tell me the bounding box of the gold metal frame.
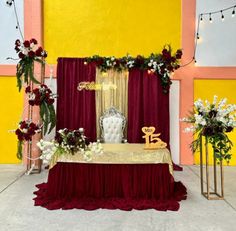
[200,135,224,200]
[26,60,45,174]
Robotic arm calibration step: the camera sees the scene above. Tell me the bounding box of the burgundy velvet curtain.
[56,58,97,141]
[127,69,170,145]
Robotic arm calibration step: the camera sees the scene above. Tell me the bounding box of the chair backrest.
[100,107,126,143]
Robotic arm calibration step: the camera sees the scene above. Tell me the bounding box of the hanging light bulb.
[209,13,213,23]
[221,10,225,21]
[200,14,203,21]
[232,6,235,17]
[197,33,200,40]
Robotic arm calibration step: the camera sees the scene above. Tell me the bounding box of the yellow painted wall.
[194,79,236,166]
[44,0,181,64]
[0,77,23,163]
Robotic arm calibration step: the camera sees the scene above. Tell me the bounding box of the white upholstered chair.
[100,107,126,143]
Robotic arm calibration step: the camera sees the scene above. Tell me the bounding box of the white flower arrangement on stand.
[182,95,236,163]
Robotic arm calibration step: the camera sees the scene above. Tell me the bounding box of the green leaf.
[29,62,40,84]
[48,104,56,134]
[17,140,23,160]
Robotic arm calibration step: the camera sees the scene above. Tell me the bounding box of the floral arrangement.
[85,45,182,93]
[15,120,41,159]
[25,84,56,135]
[182,96,236,163]
[14,38,47,91]
[37,128,103,163]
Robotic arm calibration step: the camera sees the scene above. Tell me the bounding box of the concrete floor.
[0,164,236,231]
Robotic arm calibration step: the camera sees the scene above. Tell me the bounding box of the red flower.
[29,100,35,106]
[24,134,31,141]
[15,129,22,136]
[15,39,21,46]
[25,86,31,93]
[30,38,38,45]
[46,98,54,105]
[18,52,25,59]
[35,47,43,56]
[23,40,30,48]
[20,121,27,129]
[176,50,182,59]
[41,51,47,58]
[15,46,20,53]
[28,51,35,58]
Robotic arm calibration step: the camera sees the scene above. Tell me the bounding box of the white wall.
[170,80,180,164]
[196,0,236,66]
[0,0,24,65]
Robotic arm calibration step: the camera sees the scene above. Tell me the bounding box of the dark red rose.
[162,49,168,55]
[175,64,180,70]
[41,50,47,58]
[33,88,40,94]
[34,99,41,106]
[46,98,54,105]
[135,55,144,66]
[96,58,104,66]
[30,38,37,45]
[28,51,35,58]
[68,136,76,146]
[74,130,81,137]
[176,50,183,59]
[167,66,174,71]
[202,126,214,136]
[20,121,28,129]
[23,40,30,48]
[29,122,37,130]
[25,86,31,93]
[40,84,48,88]
[28,100,35,106]
[215,126,223,133]
[15,39,21,46]
[208,110,217,118]
[171,57,176,62]
[24,134,31,141]
[17,133,24,141]
[15,46,20,53]
[55,132,63,144]
[18,52,25,59]
[15,129,22,136]
[226,126,233,133]
[35,47,43,56]
[28,128,35,136]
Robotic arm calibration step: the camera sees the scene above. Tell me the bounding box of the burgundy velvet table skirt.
[34,162,187,211]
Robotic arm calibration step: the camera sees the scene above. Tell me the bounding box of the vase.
[199,135,224,200]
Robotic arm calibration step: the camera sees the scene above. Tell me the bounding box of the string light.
[182,3,236,67]
[221,10,224,21]
[209,13,213,23]
[232,6,235,17]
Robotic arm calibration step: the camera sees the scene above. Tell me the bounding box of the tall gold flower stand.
[199,135,224,200]
[25,61,45,174]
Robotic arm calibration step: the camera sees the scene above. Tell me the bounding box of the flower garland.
[25,84,57,135]
[15,120,41,159]
[14,38,47,91]
[85,45,182,93]
[182,96,236,163]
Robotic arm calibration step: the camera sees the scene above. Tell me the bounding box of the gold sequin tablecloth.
[51,143,173,174]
